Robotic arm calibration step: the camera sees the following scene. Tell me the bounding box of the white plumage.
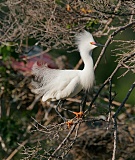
[31,30,102,102]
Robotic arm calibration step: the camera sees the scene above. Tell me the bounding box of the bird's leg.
[55,100,66,121]
[55,100,74,128]
[57,99,71,114]
[59,99,66,109]
[73,92,87,118]
[80,92,87,112]
[59,100,73,113]
[55,100,72,119]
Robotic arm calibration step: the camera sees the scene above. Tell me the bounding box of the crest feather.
[75,30,94,49]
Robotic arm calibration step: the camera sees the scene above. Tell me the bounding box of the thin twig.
[112,117,117,160]
[112,81,135,160]
[74,58,83,70]
[84,82,107,114]
[113,81,135,118]
[62,122,81,158]
[94,21,135,70]
[48,122,77,160]
[85,51,135,114]
[107,79,113,129]
[6,140,28,160]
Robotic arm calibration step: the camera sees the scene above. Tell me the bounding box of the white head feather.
[75,30,97,53]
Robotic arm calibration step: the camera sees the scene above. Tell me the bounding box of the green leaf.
[86,19,99,29]
[66,24,71,29]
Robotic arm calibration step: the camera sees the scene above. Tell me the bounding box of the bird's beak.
[90,42,104,47]
[95,43,104,47]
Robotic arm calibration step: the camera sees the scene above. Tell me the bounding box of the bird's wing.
[42,71,82,101]
[31,62,61,94]
[31,62,82,101]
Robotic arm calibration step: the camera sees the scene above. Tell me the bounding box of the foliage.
[0,42,18,61]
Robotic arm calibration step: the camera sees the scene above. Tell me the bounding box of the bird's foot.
[66,111,84,128]
[66,120,73,128]
[73,111,83,118]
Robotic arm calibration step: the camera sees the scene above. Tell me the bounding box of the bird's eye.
[90,42,96,45]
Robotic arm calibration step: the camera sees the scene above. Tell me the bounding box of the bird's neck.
[80,50,95,90]
[80,50,94,71]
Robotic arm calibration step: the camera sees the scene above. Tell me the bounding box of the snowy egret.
[31,30,103,118]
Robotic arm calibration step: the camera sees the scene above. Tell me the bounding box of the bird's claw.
[66,120,73,128]
[73,111,83,118]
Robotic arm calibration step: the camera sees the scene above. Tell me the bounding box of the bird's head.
[75,30,103,54]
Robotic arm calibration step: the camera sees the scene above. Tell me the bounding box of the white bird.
[31,30,103,118]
